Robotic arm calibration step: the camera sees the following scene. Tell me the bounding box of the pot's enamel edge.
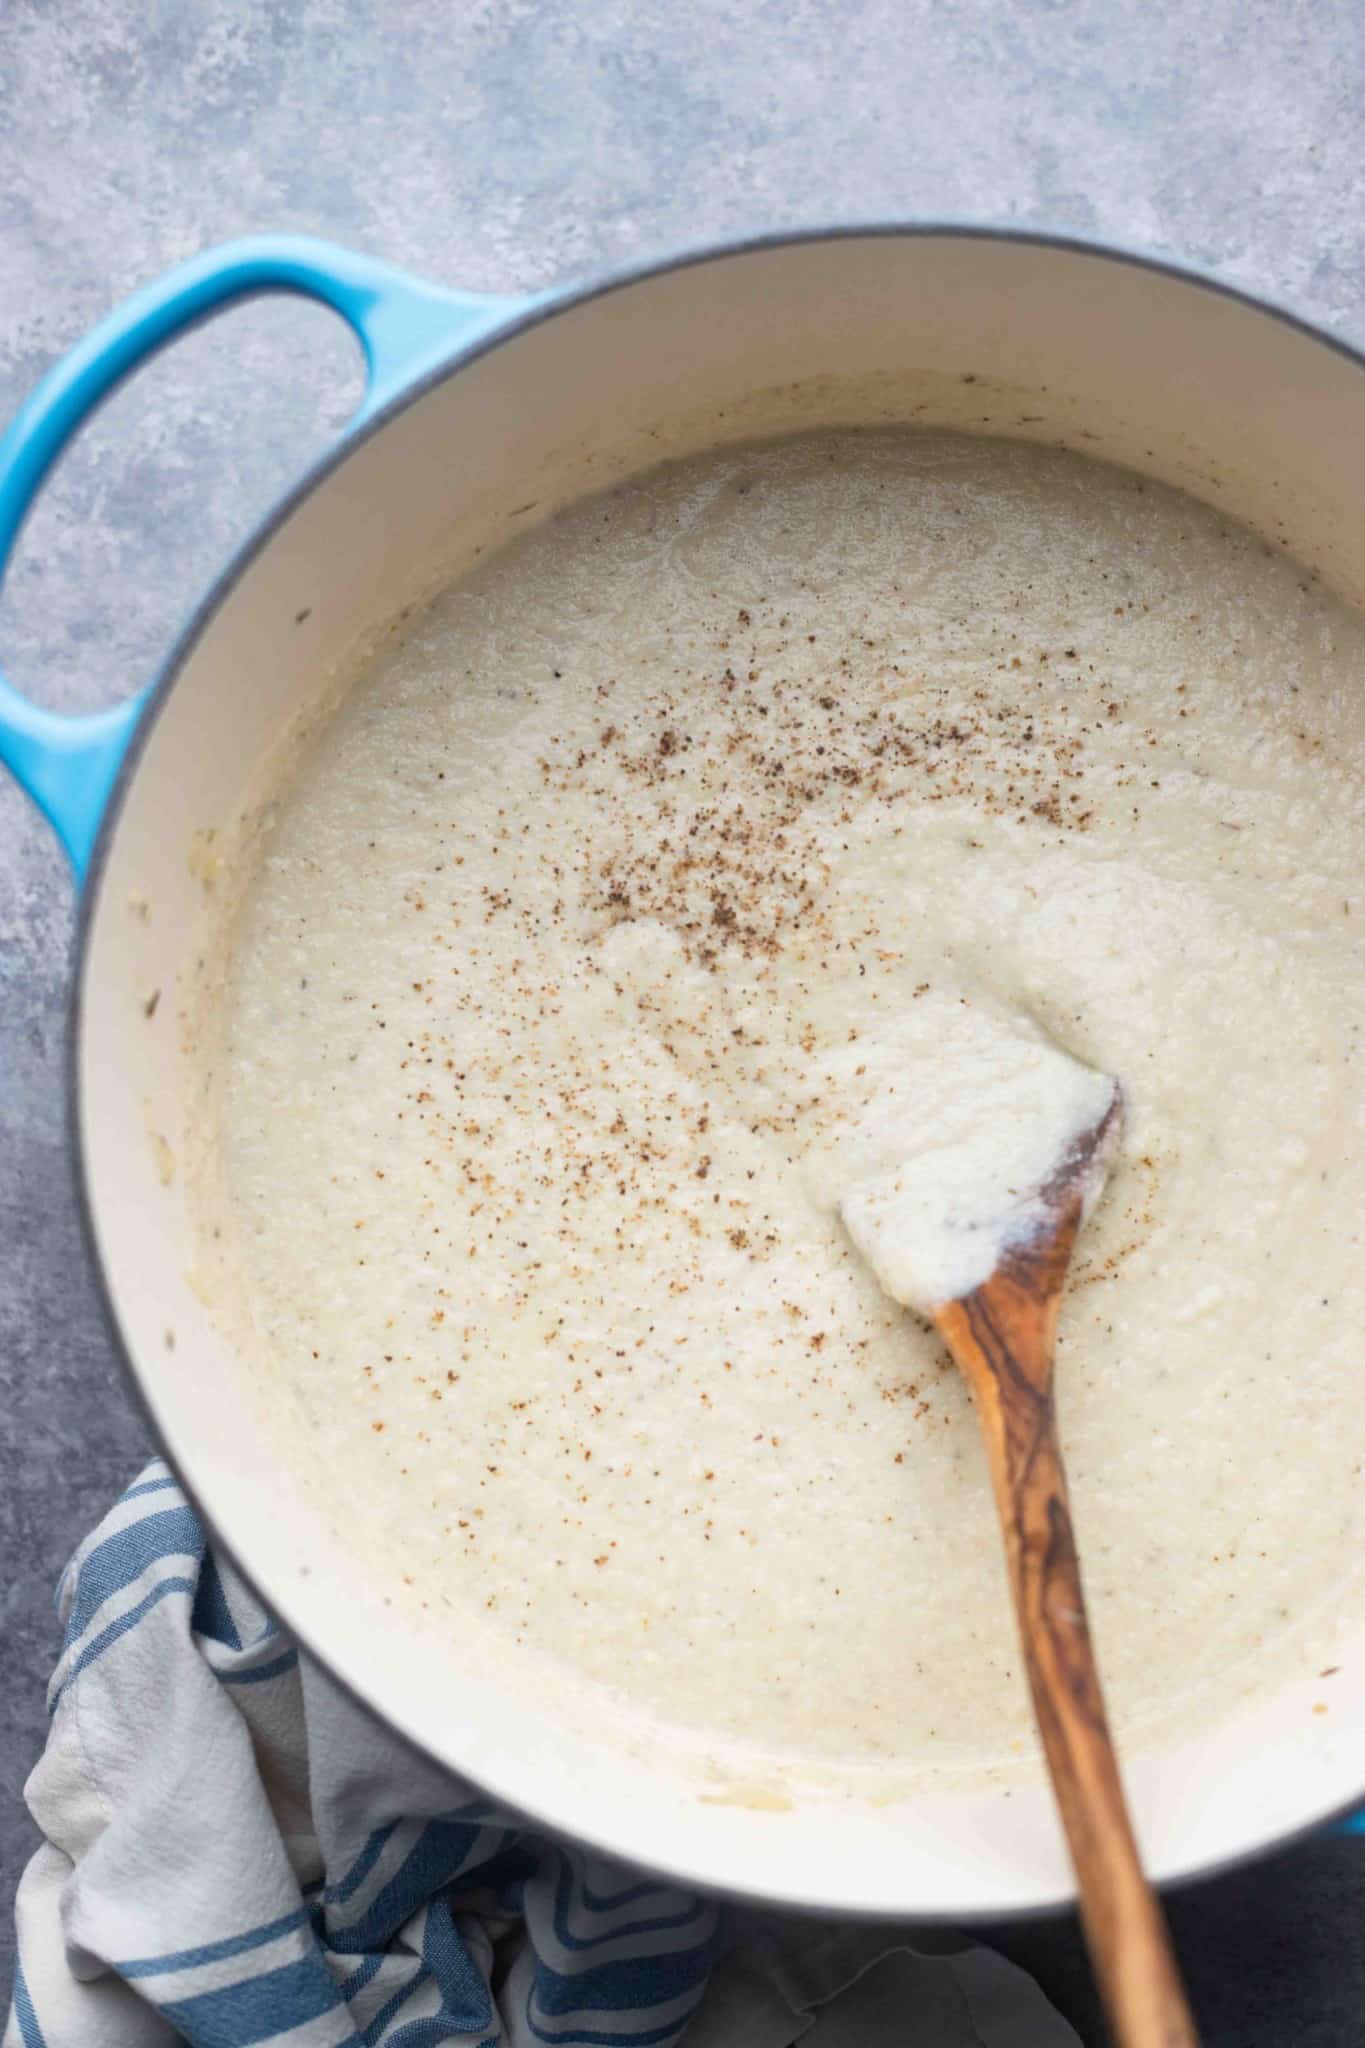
[46,220,1365,1918]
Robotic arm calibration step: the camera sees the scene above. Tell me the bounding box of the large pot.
[3,228,1363,1920]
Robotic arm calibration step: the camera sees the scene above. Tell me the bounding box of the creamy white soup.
[204,429,1365,1776]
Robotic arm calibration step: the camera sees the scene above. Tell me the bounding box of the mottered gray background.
[2,3,1363,2038]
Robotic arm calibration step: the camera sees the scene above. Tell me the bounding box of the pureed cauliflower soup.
[197,425,1365,1787]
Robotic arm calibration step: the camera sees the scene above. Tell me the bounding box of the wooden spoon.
[932,1086,1199,2048]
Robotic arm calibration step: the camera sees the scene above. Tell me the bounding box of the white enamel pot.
[3,227,1363,1920]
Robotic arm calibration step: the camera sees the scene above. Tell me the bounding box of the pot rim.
[68,218,1365,1920]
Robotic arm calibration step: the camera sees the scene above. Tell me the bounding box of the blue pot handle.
[0,234,518,878]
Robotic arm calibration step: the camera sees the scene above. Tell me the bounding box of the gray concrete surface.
[1,1,1363,2038]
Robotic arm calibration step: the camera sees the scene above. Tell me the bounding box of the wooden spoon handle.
[938,1294,1199,2048]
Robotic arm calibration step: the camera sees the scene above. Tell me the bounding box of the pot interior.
[78,232,1365,1916]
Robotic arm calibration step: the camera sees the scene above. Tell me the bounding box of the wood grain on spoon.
[933,1087,1200,2048]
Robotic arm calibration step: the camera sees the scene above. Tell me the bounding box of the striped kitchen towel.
[6,1463,1079,2048]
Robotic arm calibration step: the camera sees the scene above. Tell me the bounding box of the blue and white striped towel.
[7,1463,1079,2048]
